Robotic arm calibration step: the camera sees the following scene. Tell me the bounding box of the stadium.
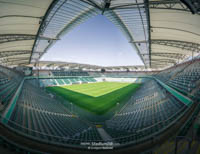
[0,0,200,153]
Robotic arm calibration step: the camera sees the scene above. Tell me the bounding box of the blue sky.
[41,15,144,66]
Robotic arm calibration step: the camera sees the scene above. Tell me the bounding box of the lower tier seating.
[104,80,188,144]
[7,81,103,145]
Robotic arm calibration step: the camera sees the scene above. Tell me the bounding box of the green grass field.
[47,82,140,115]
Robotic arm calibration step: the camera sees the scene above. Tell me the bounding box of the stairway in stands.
[168,61,194,81]
[97,127,113,141]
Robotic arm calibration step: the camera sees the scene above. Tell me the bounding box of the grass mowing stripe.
[47,82,140,115]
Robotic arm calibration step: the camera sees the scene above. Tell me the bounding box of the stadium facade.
[0,0,200,153]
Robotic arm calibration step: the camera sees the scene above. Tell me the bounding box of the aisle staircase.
[168,61,194,81]
[97,127,113,141]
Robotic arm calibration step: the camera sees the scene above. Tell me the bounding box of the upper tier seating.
[154,64,187,83]
[167,61,200,94]
[155,59,200,101]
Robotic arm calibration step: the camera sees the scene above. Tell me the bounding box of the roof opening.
[40,15,144,67]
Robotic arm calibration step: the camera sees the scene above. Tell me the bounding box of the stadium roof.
[0,0,200,69]
[31,60,146,71]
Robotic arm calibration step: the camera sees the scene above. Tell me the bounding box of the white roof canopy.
[0,0,53,66]
[1,0,200,69]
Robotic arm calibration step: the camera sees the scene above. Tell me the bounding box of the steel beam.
[142,52,186,59]
[105,10,147,66]
[152,40,200,53]
[180,0,199,14]
[110,0,199,14]
[0,15,42,19]
[0,53,30,59]
[0,34,36,44]
[131,39,200,52]
[144,0,151,67]
[0,58,29,65]
[0,50,31,58]
[34,5,99,63]
[102,0,111,15]
[39,35,60,41]
[29,0,60,63]
[82,0,102,10]
[0,50,31,55]
[110,0,186,11]
[151,58,177,64]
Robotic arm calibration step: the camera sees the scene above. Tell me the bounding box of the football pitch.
[47,82,140,115]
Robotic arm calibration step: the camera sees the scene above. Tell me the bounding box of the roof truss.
[0,50,31,58]
[1,0,200,69]
[152,40,200,53]
[133,39,200,52]
[0,34,36,44]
